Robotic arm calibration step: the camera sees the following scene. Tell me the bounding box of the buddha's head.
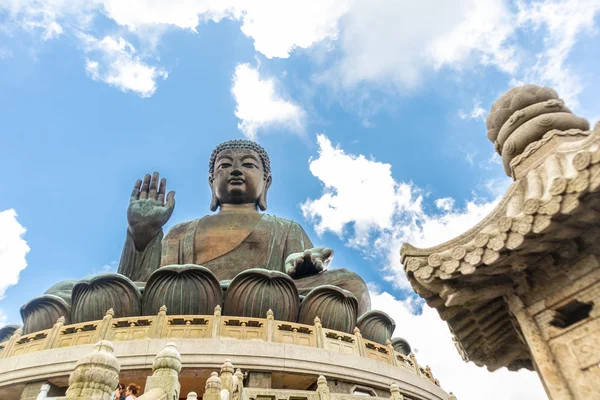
[208,140,272,211]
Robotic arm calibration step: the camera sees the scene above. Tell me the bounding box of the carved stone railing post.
[186,392,198,400]
[212,305,222,339]
[0,328,22,359]
[266,309,274,342]
[143,342,182,400]
[386,339,398,367]
[151,305,168,339]
[43,316,66,350]
[409,353,420,376]
[204,372,222,400]
[220,359,235,395]
[316,376,331,400]
[390,383,404,400]
[65,340,120,399]
[354,327,365,357]
[314,317,325,348]
[93,309,114,343]
[232,368,245,400]
[448,393,458,400]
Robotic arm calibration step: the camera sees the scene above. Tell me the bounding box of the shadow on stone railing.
[0,306,439,387]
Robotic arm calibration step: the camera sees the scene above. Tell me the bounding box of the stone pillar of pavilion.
[401,85,600,400]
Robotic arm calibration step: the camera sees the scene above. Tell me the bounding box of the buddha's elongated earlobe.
[257,174,272,211]
[209,176,220,211]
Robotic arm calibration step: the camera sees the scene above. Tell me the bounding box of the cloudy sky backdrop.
[1,1,600,399]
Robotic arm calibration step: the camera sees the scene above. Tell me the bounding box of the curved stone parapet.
[357,310,396,345]
[297,285,357,333]
[0,325,21,342]
[44,280,77,304]
[486,85,590,176]
[20,294,70,334]
[71,274,141,324]
[391,337,412,356]
[224,269,299,321]
[143,264,223,316]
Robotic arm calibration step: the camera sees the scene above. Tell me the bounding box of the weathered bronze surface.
[391,337,412,356]
[71,274,142,324]
[357,310,396,345]
[223,269,299,321]
[118,140,372,317]
[142,264,223,316]
[20,294,71,334]
[297,285,358,333]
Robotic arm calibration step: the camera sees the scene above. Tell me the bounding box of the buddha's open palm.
[285,247,333,279]
[127,172,175,246]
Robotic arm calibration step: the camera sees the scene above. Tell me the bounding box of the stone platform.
[0,307,447,400]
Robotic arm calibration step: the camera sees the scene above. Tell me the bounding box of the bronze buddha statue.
[118,140,371,317]
[21,140,397,342]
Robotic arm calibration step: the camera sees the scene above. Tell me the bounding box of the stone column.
[507,294,572,400]
[1,328,22,359]
[314,317,325,348]
[143,342,182,400]
[212,305,222,339]
[204,372,223,400]
[93,308,114,342]
[266,309,274,342]
[390,383,404,400]
[43,317,65,350]
[220,359,235,395]
[65,340,120,400]
[354,327,365,357]
[316,376,331,400]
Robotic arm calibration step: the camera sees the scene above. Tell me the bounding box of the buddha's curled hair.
[209,139,271,179]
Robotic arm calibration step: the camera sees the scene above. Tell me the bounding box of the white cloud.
[0,209,30,299]
[516,0,600,109]
[80,34,168,98]
[332,0,517,89]
[434,197,455,212]
[231,63,305,139]
[302,135,500,288]
[370,290,546,400]
[458,103,487,121]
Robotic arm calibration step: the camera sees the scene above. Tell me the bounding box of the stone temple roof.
[401,124,600,371]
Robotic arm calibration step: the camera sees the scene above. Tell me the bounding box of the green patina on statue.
[117,140,371,316]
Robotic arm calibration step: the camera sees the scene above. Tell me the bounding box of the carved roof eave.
[401,127,600,371]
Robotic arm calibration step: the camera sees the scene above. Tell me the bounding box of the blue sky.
[1,1,599,399]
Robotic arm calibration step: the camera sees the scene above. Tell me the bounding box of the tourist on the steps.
[124,383,140,399]
[113,383,126,400]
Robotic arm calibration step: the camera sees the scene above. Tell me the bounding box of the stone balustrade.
[0,305,439,387]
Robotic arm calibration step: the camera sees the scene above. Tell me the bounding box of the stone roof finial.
[486,84,589,177]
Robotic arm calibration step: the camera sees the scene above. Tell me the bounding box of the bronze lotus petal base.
[224,268,299,321]
[71,274,141,324]
[391,337,412,356]
[298,285,358,333]
[143,264,223,316]
[357,310,396,345]
[20,294,70,335]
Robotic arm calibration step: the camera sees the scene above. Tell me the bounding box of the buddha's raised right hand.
[127,172,175,250]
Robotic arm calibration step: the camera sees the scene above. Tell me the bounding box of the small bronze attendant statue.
[118,140,371,318]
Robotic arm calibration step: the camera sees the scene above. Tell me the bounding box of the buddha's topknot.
[209,139,271,178]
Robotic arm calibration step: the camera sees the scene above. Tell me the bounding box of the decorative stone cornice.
[402,99,600,371]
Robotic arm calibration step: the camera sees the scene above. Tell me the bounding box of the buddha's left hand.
[285,247,333,279]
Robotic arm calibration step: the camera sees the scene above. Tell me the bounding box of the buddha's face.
[212,148,268,206]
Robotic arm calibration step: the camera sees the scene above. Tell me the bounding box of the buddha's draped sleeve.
[117,230,163,282]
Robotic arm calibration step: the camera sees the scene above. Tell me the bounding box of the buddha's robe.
[118,213,371,315]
